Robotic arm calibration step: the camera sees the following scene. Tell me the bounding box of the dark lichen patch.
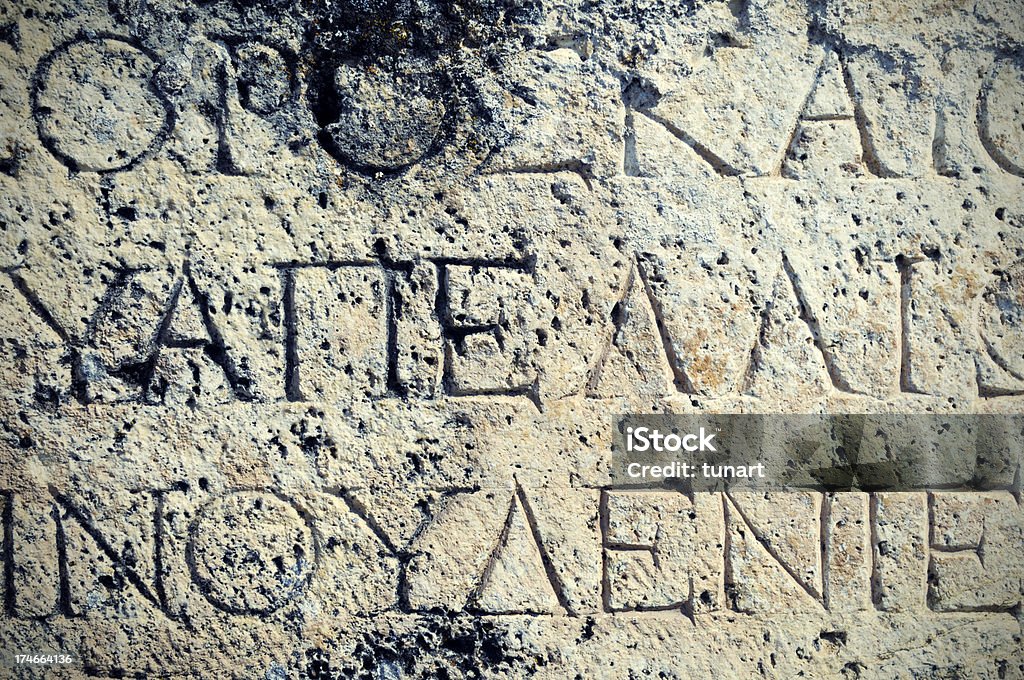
[303,0,540,60]
[304,614,551,679]
[302,0,542,175]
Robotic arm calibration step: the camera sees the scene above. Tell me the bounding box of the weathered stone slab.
[1,0,1023,675]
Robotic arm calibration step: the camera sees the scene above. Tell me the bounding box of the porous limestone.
[0,0,1022,677]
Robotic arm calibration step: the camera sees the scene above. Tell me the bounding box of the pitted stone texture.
[1,0,1024,676]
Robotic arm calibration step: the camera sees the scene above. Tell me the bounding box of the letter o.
[32,36,174,172]
[188,490,317,615]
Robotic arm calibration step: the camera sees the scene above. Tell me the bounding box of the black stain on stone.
[0,22,20,50]
[304,0,540,62]
[302,0,542,175]
[305,613,551,679]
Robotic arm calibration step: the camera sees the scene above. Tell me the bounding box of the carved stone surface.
[0,0,1023,677]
